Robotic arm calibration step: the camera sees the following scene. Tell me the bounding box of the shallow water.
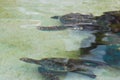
[0,0,120,80]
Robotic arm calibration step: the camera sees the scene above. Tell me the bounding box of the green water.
[0,0,120,80]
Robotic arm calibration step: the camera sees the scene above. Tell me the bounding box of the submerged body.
[38,11,120,33]
[103,45,120,66]
[37,13,100,31]
[80,10,120,55]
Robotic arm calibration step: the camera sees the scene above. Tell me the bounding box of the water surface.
[0,0,120,80]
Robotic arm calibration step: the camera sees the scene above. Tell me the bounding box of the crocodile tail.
[75,71,96,78]
[37,26,67,31]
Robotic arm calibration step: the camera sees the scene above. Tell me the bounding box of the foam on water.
[63,30,96,51]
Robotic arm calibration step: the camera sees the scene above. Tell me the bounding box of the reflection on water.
[0,0,120,80]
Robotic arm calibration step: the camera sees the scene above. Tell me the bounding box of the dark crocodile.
[20,57,107,80]
[37,13,100,31]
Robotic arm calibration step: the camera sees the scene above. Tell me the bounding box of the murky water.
[0,0,120,80]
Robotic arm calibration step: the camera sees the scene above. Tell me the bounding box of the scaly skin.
[20,57,108,80]
[38,13,98,31]
[38,11,120,33]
